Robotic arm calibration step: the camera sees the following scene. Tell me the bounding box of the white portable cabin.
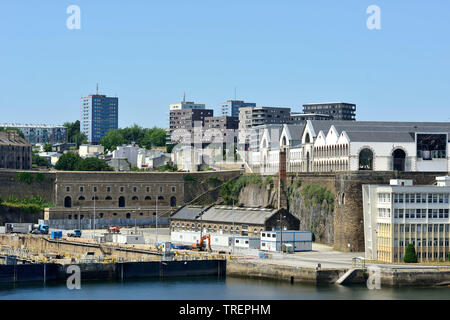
[260,230,312,252]
[115,234,145,244]
[171,231,201,245]
[211,234,233,249]
[233,236,260,249]
[170,231,232,250]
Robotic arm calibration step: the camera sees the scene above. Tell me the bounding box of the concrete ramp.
[335,268,362,285]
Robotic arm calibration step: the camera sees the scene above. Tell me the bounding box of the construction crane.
[191,234,211,251]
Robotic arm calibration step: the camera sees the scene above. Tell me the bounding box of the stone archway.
[359,148,374,170]
[64,196,72,208]
[170,196,177,207]
[392,148,406,171]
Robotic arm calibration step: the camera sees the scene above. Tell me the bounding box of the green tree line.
[55,152,113,171]
[99,124,166,151]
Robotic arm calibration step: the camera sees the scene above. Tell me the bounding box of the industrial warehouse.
[169,205,311,252]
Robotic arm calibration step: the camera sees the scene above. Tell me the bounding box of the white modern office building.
[169,101,205,111]
[363,177,450,263]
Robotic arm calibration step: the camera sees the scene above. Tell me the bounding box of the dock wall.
[0,260,226,284]
[226,260,345,285]
[0,234,160,261]
[226,260,450,287]
[380,269,450,286]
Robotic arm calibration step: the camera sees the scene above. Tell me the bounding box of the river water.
[0,277,449,300]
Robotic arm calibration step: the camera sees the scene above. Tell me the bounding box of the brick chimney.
[7,130,17,141]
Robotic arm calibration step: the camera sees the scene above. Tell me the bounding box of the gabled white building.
[247,120,450,174]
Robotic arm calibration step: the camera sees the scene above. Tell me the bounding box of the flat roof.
[303,102,356,106]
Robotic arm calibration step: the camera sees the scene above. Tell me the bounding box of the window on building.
[358,148,373,170]
[416,134,446,159]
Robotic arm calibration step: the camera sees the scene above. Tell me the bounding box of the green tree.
[145,127,167,147]
[64,120,88,147]
[43,143,53,152]
[166,143,175,153]
[99,130,126,151]
[121,124,146,145]
[76,157,113,171]
[98,125,167,151]
[32,152,50,167]
[157,163,178,172]
[54,152,82,171]
[403,243,418,263]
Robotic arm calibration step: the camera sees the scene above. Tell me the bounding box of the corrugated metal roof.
[200,206,277,225]
[171,205,278,225]
[171,206,205,220]
[306,120,450,143]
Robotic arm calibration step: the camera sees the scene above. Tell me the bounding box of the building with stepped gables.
[245,120,450,175]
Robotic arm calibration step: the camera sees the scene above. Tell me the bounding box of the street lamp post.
[93,189,96,241]
[232,200,235,254]
[155,196,158,245]
[279,212,286,252]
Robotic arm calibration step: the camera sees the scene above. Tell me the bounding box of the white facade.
[171,145,202,172]
[233,236,260,249]
[79,144,104,158]
[110,234,146,244]
[260,230,312,252]
[362,177,450,262]
[170,231,232,250]
[169,102,205,111]
[112,145,141,167]
[38,152,62,166]
[246,121,450,175]
[137,149,170,170]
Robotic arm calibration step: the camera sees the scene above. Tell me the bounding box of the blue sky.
[0,0,449,128]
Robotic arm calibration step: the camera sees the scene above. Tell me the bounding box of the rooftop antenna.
[183,92,186,103]
[234,86,237,100]
[96,83,99,95]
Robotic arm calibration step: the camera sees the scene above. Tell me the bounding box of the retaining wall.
[39,218,170,230]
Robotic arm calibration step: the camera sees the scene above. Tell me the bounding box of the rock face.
[288,190,334,245]
[238,179,335,245]
[0,206,43,225]
[238,184,277,208]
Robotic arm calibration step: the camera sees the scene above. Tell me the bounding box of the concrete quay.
[225,243,450,287]
[226,258,450,287]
